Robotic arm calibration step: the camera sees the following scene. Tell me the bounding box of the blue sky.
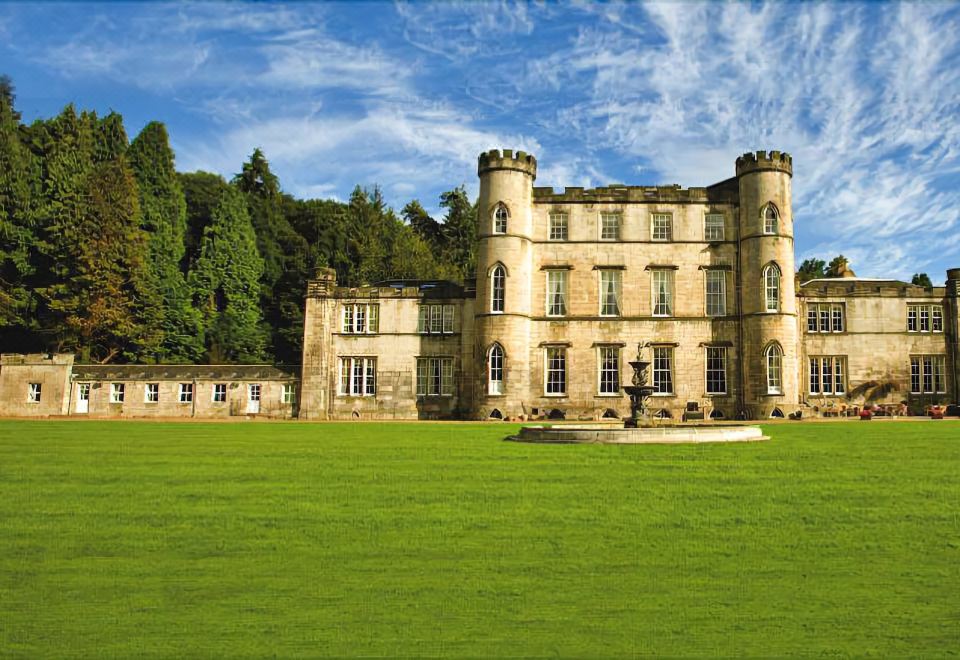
[2,1,959,281]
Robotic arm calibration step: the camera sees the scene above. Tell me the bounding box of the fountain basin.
[508,424,768,445]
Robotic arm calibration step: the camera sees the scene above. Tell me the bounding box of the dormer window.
[494,205,508,234]
[763,205,779,234]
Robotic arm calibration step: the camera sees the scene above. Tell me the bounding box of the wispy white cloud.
[395,0,535,60]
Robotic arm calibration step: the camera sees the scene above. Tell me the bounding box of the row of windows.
[26,382,295,405]
[804,303,945,334]
[806,355,946,395]
[491,203,783,241]
[337,357,456,397]
[491,265,783,316]
[342,303,380,334]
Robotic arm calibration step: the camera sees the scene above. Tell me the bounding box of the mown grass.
[0,420,958,657]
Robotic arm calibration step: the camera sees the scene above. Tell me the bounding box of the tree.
[129,122,203,362]
[796,258,826,283]
[402,199,444,249]
[190,186,267,363]
[0,75,37,329]
[233,148,309,364]
[438,186,477,281]
[826,255,849,278]
[911,273,932,287]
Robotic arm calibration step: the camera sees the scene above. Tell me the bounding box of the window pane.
[492,266,505,313]
[933,307,943,332]
[599,347,619,394]
[652,270,673,316]
[442,305,454,333]
[809,358,820,394]
[704,214,724,241]
[765,265,780,312]
[600,213,620,240]
[807,307,818,332]
[546,347,566,394]
[652,347,673,394]
[549,212,568,241]
[342,306,353,333]
[547,271,567,316]
[652,214,671,241]
[706,347,726,394]
[600,270,621,316]
[706,271,725,316]
[831,305,844,332]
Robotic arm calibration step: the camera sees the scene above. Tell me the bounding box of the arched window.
[488,343,504,395]
[763,204,779,234]
[491,264,505,313]
[494,204,508,234]
[763,263,781,312]
[765,343,783,394]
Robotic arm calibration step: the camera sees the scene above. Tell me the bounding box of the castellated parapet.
[735,150,793,177]
[477,149,538,180]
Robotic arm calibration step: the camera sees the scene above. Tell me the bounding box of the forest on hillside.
[0,77,477,365]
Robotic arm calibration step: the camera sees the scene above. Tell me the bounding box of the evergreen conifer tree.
[190,185,267,363]
[129,122,203,362]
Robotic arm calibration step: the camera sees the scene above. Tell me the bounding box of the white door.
[76,383,90,414]
[246,383,261,414]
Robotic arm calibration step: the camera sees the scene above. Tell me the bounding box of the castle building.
[2,150,958,420]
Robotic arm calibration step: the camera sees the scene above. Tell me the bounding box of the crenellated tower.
[736,151,800,417]
[471,149,537,419]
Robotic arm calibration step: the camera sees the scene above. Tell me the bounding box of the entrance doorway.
[76,383,90,413]
[246,383,261,414]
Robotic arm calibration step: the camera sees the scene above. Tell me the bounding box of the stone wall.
[0,353,73,417]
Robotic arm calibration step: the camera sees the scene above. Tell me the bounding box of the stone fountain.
[622,344,656,428]
[508,342,768,444]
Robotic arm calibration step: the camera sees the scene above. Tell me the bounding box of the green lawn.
[0,420,958,657]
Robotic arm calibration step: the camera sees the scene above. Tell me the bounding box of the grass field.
[0,420,958,657]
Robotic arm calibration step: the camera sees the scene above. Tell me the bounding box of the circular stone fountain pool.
[508,424,768,445]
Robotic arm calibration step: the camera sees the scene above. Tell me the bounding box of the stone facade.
[1,150,957,421]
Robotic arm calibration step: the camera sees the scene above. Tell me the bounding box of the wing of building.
[2,150,958,420]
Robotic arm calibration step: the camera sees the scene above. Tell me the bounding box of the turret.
[472,149,537,419]
[736,150,799,418]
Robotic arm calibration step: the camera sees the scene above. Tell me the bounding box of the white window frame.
[548,212,568,241]
[110,383,125,404]
[652,347,674,395]
[705,346,727,395]
[910,355,946,394]
[342,303,379,334]
[808,356,846,396]
[27,382,41,403]
[764,263,781,312]
[282,383,296,404]
[599,269,622,317]
[488,344,504,396]
[493,204,508,234]
[416,357,454,397]
[178,383,194,403]
[544,346,567,396]
[600,212,620,241]
[491,265,505,313]
[546,270,568,317]
[705,270,726,317]
[248,383,261,402]
[145,383,159,403]
[651,269,674,317]
[598,346,620,395]
[765,344,783,395]
[651,213,672,242]
[704,213,724,241]
[907,304,943,333]
[763,204,779,234]
[212,383,227,403]
[806,303,844,333]
[416,304,455,335]
[338,357,377,396]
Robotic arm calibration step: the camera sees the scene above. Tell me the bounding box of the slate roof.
[71,364,298,381]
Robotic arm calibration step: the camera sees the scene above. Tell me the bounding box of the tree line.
[0,77,477,365]
[797,255,931,286]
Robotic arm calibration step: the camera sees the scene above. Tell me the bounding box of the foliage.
[0,80,480,364]
[1,420,958,656]
[190,185,267,363]
[826,254,849,277]
[129,122,203,362]
[796,257,825,282]
[911,272,932,287]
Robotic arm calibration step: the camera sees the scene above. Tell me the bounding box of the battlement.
[532,183,736,204]
[735,150,793,177]
[477,149,538,180]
